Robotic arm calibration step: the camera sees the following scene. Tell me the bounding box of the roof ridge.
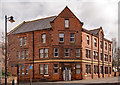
[89,28,100,31]
[26,16,57,23]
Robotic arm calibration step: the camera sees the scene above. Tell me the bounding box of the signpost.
[30,65,32,85]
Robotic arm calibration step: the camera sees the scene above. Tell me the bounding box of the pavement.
[19,76,120,85]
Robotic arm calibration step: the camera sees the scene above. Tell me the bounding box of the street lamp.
[5,15,15,85]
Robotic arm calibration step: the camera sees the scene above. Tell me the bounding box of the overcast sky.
[0,0,119,46]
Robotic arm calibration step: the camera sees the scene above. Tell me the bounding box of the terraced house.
[8,6,112,81]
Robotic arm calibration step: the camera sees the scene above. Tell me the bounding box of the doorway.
[63,66,71,81]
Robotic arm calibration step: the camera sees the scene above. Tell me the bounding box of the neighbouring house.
[7,6,112,81]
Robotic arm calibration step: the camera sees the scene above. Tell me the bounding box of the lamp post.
[5,15,15,85]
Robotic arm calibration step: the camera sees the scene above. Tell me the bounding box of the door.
[63,67,71,81]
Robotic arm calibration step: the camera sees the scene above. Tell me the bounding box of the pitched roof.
[89,28,100,35]
[10,16,56,34]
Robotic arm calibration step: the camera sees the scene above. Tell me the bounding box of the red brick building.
[8,6,112,81]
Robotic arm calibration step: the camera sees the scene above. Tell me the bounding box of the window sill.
[65,27,69,29]
[59,42,64,44]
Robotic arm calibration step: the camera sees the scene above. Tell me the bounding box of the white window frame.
[19,38,22,46]
[76,48,80,57]
[25,50,28,59]
[65,48,69,57]
[45,64,48,74]
[87,35,89,45]
[42,34,46,43]
[40,49,43,58]
[40,64,43,74]
[22,51,24,59]
[53,64,59,74]
[54,48,59,57]
[45,48,48,58]
[76,64,81,74]
[70,33,75,42]
[59,33,64,43]
[65,19,69,28]
[18,52,20,59]
[24,37,27,46]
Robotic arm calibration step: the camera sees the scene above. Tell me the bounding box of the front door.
[63,67,71,81]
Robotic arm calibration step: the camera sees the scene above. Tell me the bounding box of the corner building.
[8,6,112,81]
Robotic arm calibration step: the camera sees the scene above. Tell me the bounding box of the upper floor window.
[94,38,97,47]
[86,49,90,58]
[87,35,89,45]
[19,38,22,46]
[65,48,69,57]
[104,54,108,61]
[109,44,111,51]
[65,19,69,28]
[105,43,107,50]
[93,51,98,60]
[22,51,24,59]
[70,33,75,43]
[59,33,64,43]
[54,48,58,57]
[76,49,80,57]
[24,37,27,46]
[45,49,48,58]
[18,52,20,59]
[100,41,102,49]
[25,50,28,60]
[42,34,46,43]
[100,53,103,61]
[40,49,43,58]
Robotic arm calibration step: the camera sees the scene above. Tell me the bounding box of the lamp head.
[8,16,15,23]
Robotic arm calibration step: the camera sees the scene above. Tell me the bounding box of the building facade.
[8,6,112,81]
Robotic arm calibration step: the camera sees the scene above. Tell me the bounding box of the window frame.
[40,49,44,58]
[87,35,89,45]
[40,64,44,74]
[76,48,80,57]
[54,48,59,57]
[59,33,64,43]
[65,48,69,57]
[45,64,48,74]
[45,48,48,58]
[94,38,97,47]
[70,33,75,43]
[42,34,46,43]
[65,19,69,28]
[53,64,59,74]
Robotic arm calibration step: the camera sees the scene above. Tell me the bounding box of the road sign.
[30,65,32,69]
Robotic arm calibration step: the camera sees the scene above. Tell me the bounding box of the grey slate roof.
[10,16,56,34]
[89,29,100,35]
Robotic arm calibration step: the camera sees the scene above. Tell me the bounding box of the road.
[19,77,120,85]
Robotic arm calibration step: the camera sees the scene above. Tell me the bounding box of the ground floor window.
[86,65,91,74]
[45,64,48,74]
[76,64,81,74]
[40,64,48,75]
[53,64,59,74]
[109,67,111,74]
[105,67,108,74]
[40,64,43,74]
[94,65,98,74]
